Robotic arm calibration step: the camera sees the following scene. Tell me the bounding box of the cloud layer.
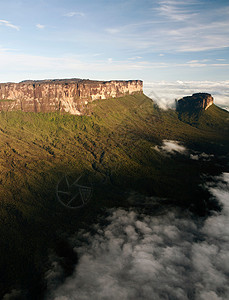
[144,80,229,110]
[47,173,229,300]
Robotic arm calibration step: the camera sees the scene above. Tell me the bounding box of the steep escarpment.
[0,78,143,114]
[176,93,214,112]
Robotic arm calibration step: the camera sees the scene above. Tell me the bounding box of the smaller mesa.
[176,93,214,112]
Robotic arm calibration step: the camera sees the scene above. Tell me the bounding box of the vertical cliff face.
[176,93,214,113]
[0,79,143,114]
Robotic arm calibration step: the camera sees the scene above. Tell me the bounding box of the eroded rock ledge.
[176,93,214,112]
[0,79,143,115]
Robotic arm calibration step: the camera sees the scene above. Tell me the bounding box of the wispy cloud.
[64,12,85,17]
[211,63,229,67]
[186,60,207,67]
[0,51,169,78]
[187,59,210,63]
[36,24,45,29]
[100,2,229,53]
[0,20,20,31]
[0,46,18,53]
[157,0,199,21]
[128,56,142,60]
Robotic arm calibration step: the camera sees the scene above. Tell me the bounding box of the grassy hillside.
[0,93,229,298]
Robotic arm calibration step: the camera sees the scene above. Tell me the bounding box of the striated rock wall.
[176,93,214,112]
[0,79,143,115]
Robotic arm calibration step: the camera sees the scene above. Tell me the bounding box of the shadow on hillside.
[0,150,227,299]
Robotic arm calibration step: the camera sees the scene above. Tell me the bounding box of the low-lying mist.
[46,173,229,300]
[144,80,229,111]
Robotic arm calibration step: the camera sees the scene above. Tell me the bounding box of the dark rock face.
[0,79,143,115]
[176,93,214,112]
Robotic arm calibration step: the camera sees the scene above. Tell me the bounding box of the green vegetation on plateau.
[0,93,229,298]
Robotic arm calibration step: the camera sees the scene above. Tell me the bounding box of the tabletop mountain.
[176,93,215,126]
[176,93,213,112]
[0,78,142,115]
[0,84,228,299]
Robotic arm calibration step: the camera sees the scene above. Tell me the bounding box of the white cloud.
[64,12,85,17]
[46,173,229,300]
[102,2,229,53]
[190,153,214,161]
[177,80,184,84]
[144,80,229,110]
[154,140,187,154]
[144,88,176,109]
[212,63,229,67]
[154,142,215,161]
[186,62,207,68]
[187,60,200,63]
[36,24,45,29]
[0,19,19,31]
[159,53,164,56]
[169,19,229,52]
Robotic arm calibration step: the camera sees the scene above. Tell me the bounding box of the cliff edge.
[0,79,143,115]
[176,93,214,113]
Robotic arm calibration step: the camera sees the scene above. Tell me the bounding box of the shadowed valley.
[0,91,229,298]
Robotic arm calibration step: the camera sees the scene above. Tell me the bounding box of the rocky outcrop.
[176,93,214,112]
[0,79,143,115]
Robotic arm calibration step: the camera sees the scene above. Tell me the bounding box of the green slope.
[0,93,228,297]
[178,103,229,130]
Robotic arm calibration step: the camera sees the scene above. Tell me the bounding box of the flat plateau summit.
[177,93,214,112]
[0,78,215,116]
[0,78,143,115]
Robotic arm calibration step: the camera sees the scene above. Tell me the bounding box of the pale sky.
[0,0,229,82]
